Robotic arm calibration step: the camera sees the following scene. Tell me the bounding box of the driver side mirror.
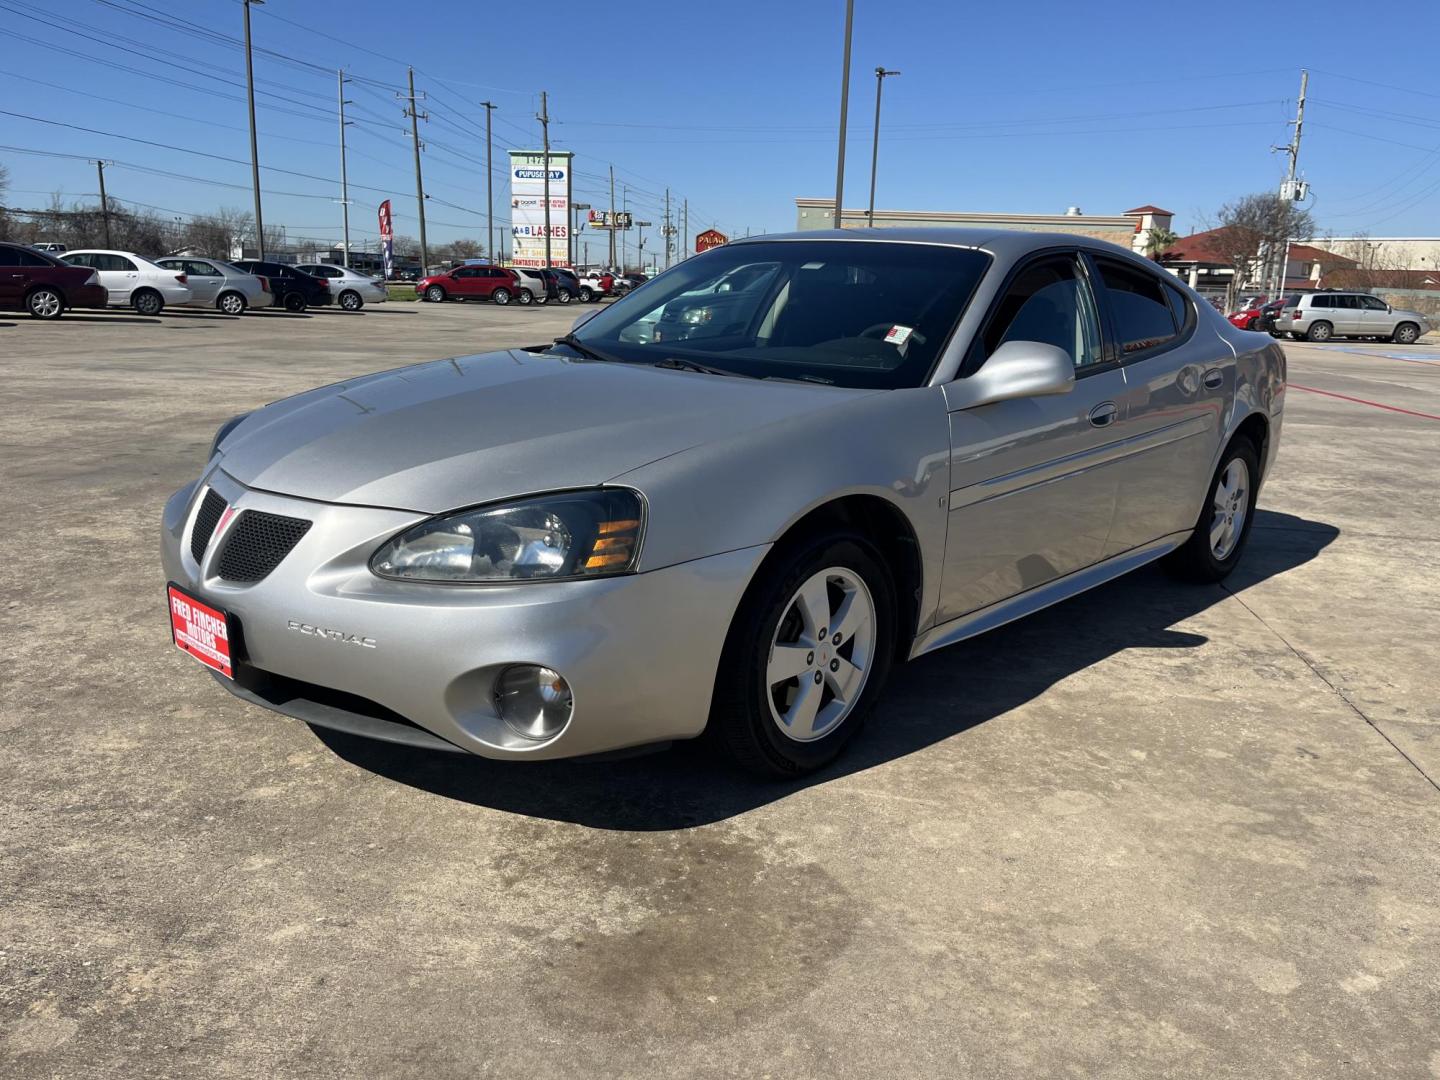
[1387,303,1393,313]
[948,340,1075,410]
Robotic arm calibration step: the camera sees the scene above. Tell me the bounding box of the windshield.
[566,240,991,388]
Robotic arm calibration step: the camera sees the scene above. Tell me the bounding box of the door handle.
[1088,402,1118,428]
[1203,369,1224,389]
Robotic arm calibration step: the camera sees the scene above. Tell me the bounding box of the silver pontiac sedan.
[162,229,1285,775]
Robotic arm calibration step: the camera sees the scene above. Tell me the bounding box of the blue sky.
[4,0,1440,257]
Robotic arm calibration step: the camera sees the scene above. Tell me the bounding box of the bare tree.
[0,162,10,239]
[1328,232,1399,292]
[1209,194,1314,308]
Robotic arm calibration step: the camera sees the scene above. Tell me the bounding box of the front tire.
[557,289,572,304]
[578,286,594,303]
[1393,322,1421,344]
[516,289,533,305]
[1166,438,1260,583]
[339,289,363,311]
[132,289,163,316]
[26,287,64,320]
[425,285,446,303]
[1306,320,1333,342]
[709,535,896,776]
[492,288,512,306]
[217,291,247,316]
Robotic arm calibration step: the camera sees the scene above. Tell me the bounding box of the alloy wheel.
[766,567,877,742]
[219,293,245,315]
[341,291,362,311]
[1209,458,1249,560]
[28,290,61,318]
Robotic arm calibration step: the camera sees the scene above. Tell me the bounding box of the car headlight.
[209,412,251,461]
[370,489,644,583]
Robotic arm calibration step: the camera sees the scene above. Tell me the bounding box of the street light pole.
[867,68,900,227]
[91,159,112,248]
[831,0,854,228]
[242,0,265,259]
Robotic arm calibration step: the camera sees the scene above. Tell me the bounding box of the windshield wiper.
[552,334,619,364]
[652,356,753,378]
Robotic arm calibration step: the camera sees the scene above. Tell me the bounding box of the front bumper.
[161,469,767,760]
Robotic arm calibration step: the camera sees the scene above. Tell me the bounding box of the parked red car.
[418,265,522,305]
[0,241,108,319]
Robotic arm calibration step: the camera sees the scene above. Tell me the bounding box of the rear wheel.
[1393,322,1421,344]
[283,292,307,313]
[25,287,64,320]
[709,535,896,776]
[425,285,446,303]
[492,288,512,306]
[1166,438,1260,583]
[557,289,572,304]
[1306,320,1333,342]
[132,289,163,316]
[217,291,247,316]
[578,286,594,302]
[339,289,363,311]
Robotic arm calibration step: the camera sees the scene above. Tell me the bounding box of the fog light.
[494,665,573,740]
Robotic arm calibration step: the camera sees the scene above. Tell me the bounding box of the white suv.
[1280,292,1431,344]
[61,250,193,315]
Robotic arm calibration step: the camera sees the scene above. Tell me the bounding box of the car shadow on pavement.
[57,314,163,325]
[314,509,1338,831]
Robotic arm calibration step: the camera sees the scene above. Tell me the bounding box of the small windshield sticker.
[884,324,914,345]
[800,261,826,270]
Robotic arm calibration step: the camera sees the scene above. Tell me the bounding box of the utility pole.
[480,101,496,262]
[608,164,616,271]
[867,68,900,226]
[242,0,265,259]
[663,187,672,269]
[832,0,854,228]
[337,70,352,266]
[1270,69,1308,301]
[538,90,552,268]
[91,159,112,248]
[401,68,429,272]
[682,198,688,261]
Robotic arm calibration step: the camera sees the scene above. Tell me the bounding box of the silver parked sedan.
[162,229,1284,775]
[156,257,273,315]
[295,264,389,311]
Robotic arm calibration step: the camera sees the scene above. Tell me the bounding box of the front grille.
[190,488,227,563]
[215,510,312,583]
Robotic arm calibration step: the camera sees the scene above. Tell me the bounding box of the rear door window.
[1093,258,1178,356]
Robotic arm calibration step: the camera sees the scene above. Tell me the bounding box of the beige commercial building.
[794,198,1174,256]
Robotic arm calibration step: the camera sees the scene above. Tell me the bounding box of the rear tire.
[425,285,446,303]
[709,535,896,776]
[25,287,64,320]
[132,289,163,316]
[217,291,247,316]
[578,286,594,302]
[283,292,307,314]
[1393,322,1420,345]
[339,289,363,311]
[1306,320,1332,342]
[1166,438,1260,583]
[557,289,572,304]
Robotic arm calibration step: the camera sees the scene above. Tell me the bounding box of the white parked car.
[156,257,273,315]
[294,264,389,311]
[61,249,192,315]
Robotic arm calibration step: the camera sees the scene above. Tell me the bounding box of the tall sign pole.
[481,101,496,261]
[538,91,552,268]
[242,0,265,258]
[831,0,854,228]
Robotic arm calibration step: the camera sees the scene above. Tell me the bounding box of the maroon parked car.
[417,265,521,305]
[0,242,108,319]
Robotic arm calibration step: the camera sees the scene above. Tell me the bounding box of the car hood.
[217,349,876,513]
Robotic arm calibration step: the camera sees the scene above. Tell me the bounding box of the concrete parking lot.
[2,302,1437,1078]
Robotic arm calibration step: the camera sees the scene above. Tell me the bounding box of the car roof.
[728,226,1144,261]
